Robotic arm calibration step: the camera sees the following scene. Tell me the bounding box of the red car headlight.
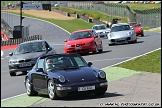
[65,45,72,49]
[140,28,143,31]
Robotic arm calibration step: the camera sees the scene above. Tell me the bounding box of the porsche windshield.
[111,25,131,32]
[14,42,47,54]
[69,31,92,40]
[45,54,88,71]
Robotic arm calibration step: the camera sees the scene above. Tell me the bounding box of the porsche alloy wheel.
[25,78,38,96]
[48,80,58,100]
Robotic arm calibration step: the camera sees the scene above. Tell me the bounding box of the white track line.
[102,47,161,69]
[1,50,4,57]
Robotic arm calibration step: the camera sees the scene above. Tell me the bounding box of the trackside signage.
[23,4,42,10]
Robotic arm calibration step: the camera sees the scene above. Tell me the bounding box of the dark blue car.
[24,53,108,100]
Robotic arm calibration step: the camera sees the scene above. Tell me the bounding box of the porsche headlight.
[140,28,143,30]
[58,75,66,83]
[127,32,133,35]
[98,70,106,79]
[105,31,109,34]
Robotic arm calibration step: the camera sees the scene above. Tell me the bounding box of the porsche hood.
[52,67,99,83]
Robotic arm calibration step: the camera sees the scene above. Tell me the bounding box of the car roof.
[72,29,92,34]
[19,40,46,45]
[39,53,81,59]
[111,23,129,27]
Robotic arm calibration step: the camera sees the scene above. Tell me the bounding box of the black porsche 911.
[24,53,108,100]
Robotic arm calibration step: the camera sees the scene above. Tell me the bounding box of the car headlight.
[105,31,109,34]
[108,33,113,38]
[58,75,66,83]
[66,45,72,49]
[127,32,133,35]
[98,70,106,79]
[140,28,143,30]
[9,60,18,65]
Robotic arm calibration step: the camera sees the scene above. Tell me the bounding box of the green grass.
[116,49,161,73]
[124,3,161,12]
[53,7,128,23]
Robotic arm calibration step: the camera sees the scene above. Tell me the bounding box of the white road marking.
[90,57,132,62]
[103,47,161,69]
[1,50,3,57]
[1,93,26,102]
[51,44,64,45]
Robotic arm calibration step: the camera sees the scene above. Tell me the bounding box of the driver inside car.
[46,59,55,71]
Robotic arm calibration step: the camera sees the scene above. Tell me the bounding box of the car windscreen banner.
[23,4,42,10]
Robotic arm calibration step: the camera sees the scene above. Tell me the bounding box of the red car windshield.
[69,31,92,40]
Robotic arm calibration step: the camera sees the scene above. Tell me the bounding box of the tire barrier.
[1,34,42,46]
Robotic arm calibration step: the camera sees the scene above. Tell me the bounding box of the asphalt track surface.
[1,13,161,107]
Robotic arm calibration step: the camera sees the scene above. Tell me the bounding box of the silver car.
[8,40,57,76]
[107,23,137,45]
[92,24,110,38]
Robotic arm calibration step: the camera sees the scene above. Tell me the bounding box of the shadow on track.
[36,92,123,101]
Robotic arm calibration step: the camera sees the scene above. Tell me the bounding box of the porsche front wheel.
[48,80,58,100]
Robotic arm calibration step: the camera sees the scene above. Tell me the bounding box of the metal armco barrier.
[1,34,42,46]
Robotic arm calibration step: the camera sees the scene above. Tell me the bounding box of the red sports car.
[129,22,144,37]
[64,29,103,54]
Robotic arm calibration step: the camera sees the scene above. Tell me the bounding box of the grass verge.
[116,49,161,73]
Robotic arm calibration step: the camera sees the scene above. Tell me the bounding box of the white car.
[92,24,110,38]
[107,23,137,45]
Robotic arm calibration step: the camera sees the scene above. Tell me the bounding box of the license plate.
[118,38,124,40]
[78,85,95,91]
[75,47,81,50]
[19,62,32,67]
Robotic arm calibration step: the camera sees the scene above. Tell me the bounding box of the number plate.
[75,46,81,50]
[19,62,32,67]
[118,38,124,40]
[78,85,95,91]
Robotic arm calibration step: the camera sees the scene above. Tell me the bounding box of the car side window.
[37,59,45,70]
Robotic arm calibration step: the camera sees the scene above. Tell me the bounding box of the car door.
[32,58,47,91]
